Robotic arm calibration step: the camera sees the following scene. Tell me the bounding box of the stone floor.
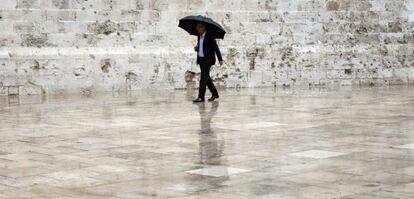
[0,85,414,199]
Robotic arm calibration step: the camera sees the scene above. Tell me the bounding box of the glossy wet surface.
[0,86,414,198]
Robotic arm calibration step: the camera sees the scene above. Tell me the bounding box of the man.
[193,22,223,103]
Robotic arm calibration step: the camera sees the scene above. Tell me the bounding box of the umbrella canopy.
[178,15,226,39]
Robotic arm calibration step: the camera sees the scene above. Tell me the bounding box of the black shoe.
[193,97,205,103]
[208,95,219,101]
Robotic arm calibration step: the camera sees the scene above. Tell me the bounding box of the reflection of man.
[196,101,224,165]
[193,22,223,103]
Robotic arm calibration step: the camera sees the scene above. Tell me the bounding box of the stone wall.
[0,0,413,95]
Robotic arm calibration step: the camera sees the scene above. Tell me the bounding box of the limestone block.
[7,85,19,95]
[20,34,49,47]
[257,0,277,10]
[42,0,70,9]
[47,33,75,47]
[409,68,414,82]
[131,33,168,47]
[188,0,206,11]
[111,0,137,10]
[1,9,44,22]
[95,34,132,47]
[0,0,16,9]
[255,34,272,45]
[378,68,393,79]
[382,56,403,68]
[393,68,410,82]
[13,22,36,34]
[247,70,263,87]
[16,0,41,9]
[327,69,349,79]
[164,0,187,10]
[43,11,74,22]
[0,86,8,96]
[383,0,407,12]
[9,47,59,60]
[0,49,10,59]
[340,79,352,86]
[240,0,258,11]
[0,22,14,34]
[37,21,65,34]
[62,22,88,34]
[409,13,414,22]
[69,0,112,10]
[0,33,21,47]
[277,0,299,11]
[19,82,43,95]
[370,0,387,11]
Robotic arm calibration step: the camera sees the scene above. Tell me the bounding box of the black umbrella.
[178,15,226,39]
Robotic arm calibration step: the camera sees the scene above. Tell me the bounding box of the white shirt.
[198,32,206,57]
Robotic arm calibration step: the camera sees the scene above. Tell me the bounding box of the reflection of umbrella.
[178,15,226,39]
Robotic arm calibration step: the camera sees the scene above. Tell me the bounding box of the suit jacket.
[195,32,223,66]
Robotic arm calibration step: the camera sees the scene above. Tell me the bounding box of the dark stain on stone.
[356,25,368,34]
[225,48,239,67]
[80,88,93,96]
[165,63,171,71]
[21,34,48,48]
[136,1,144,10]
[125,71,138,91]
[388,22,402,33]
[281,47,294,61]
[344,68,352,75]
[80,34,97,46]
[89,20,117,35]
[249,58,255,70]
[262,0,277,10]
[51,0,69,9]
[326,1,339,11]
[185,70,196,82]
[397,35,408,44]
[100,59,111,73]
[150,63,161,83]
[247,48,259,57]
[246,47,265,59]
[89,54,95,60]
[32,60,40,70]
[73,67,85,77]
[126,71,137,80]
[383,37,391,44]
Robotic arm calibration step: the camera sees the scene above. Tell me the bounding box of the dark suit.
[195,32,222,99]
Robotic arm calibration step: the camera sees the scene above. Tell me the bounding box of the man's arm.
[212,39,223,64]
[195,36,199,52]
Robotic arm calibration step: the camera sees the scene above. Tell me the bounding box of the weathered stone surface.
[0,0,412,95]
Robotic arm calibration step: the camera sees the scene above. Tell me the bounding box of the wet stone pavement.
[0,86,414,198]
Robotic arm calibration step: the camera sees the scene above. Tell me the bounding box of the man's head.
[196,22,206,35]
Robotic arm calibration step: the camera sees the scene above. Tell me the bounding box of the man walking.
[193,22,223,103]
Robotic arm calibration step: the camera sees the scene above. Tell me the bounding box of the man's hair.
[196,22,206,27]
